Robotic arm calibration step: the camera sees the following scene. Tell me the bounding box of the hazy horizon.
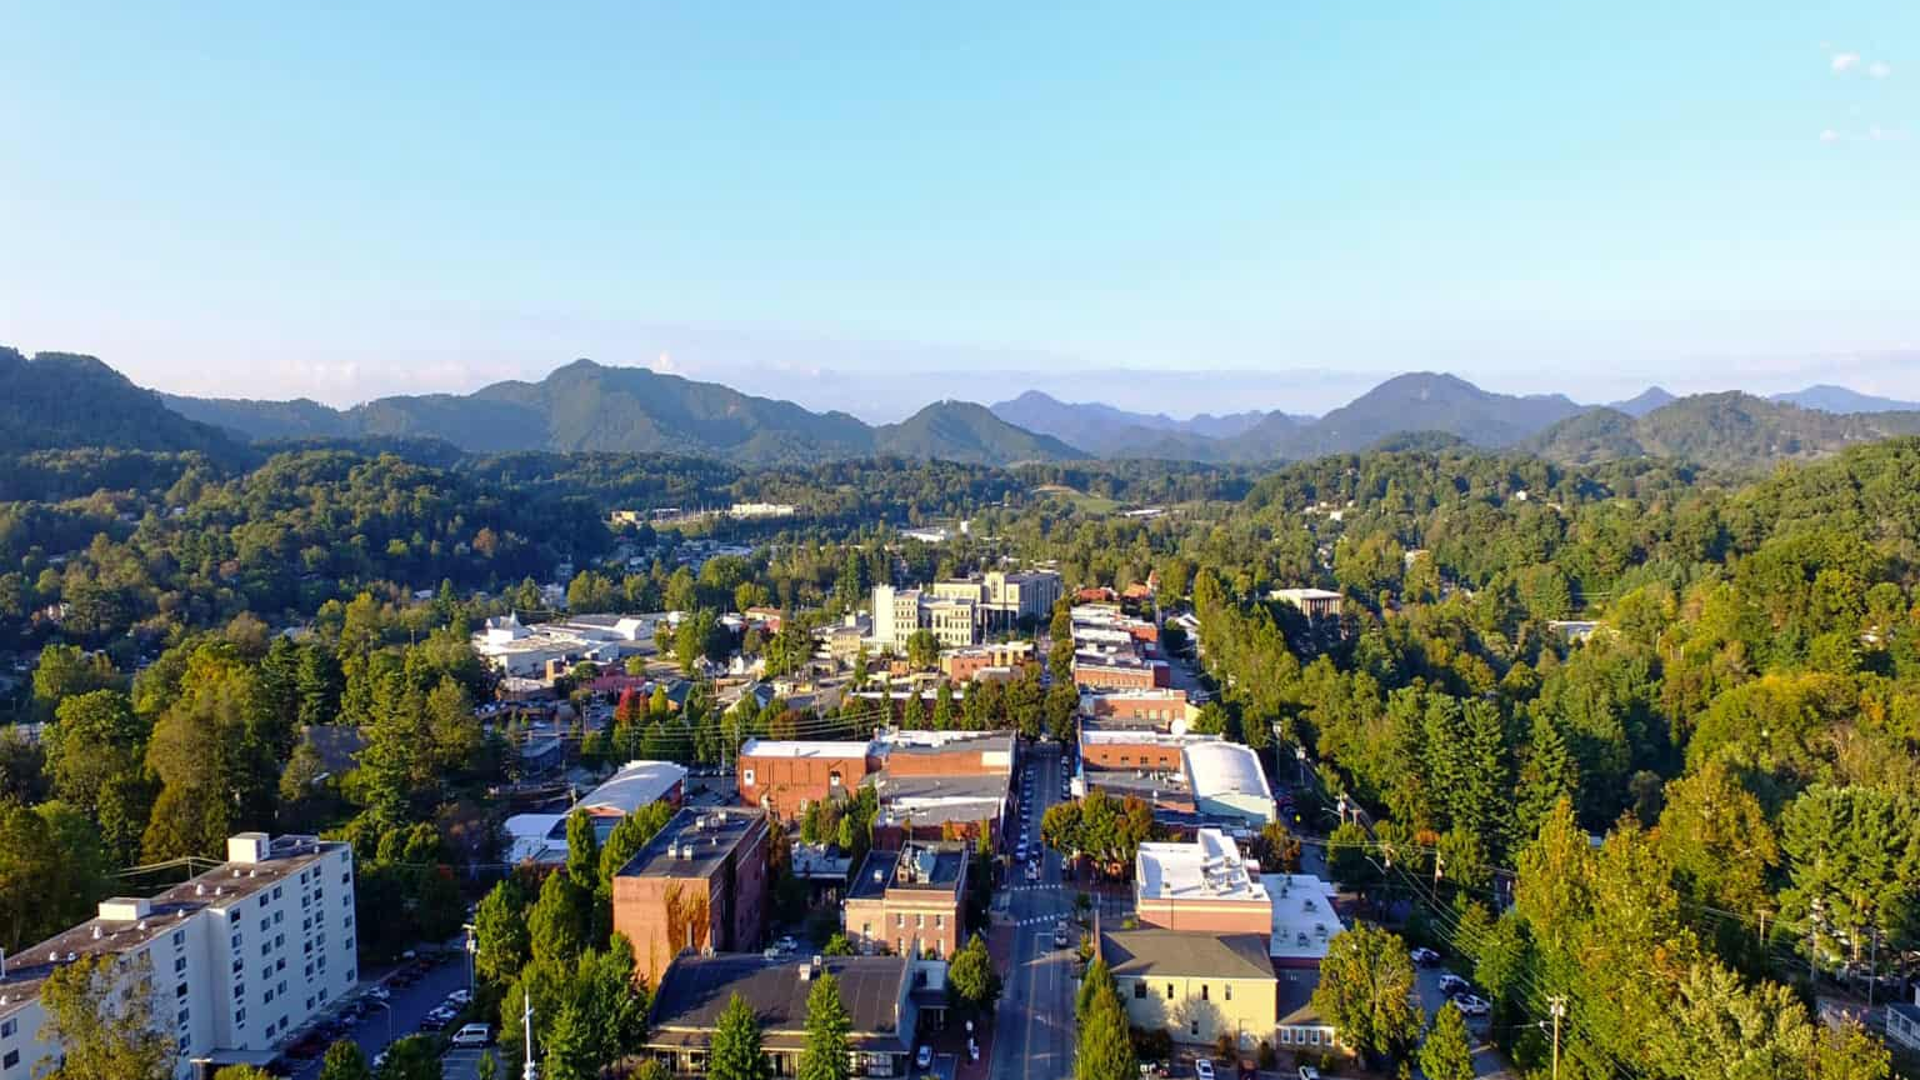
[4,3,1915,418]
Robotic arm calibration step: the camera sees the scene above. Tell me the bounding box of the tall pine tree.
[709,993,771,1080]
[797,972,852,1080]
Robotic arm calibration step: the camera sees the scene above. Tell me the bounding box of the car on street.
[451,1023,493,1047]
[1194,1059,1216,1080]
[1297,1067,1321,1080]
[916,1045,933,1069]
[1409,946,1441,966]
[1437,973,1472,995]
[1026,863,1040,882]
[1054,921,1071,948]
[446,989,472,1006]
[366,986,390,1002]
[1451,993,1491,1016]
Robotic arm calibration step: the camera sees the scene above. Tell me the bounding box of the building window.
[175,982,189,1000]
[177,1008,190,1029]
[172,930,185,947]
[743,769,756,786]
[231,933,242,950]
[229,911,241,925]
[1190,1021,1199,1037]
[1309,1031,1320,1046]
[272,886,283,900]
[2,1017,17,1037]
[916,914,925,929]
[258,895,268,909]
[174,956,188,974]
[260,918,270,933]
[5,1049,20,1068]
[934,915,944,929]
[1200,985,1209,1002]
[236,1008,246,1027]
[1134,981,1146,1000]
[1224,985,1232,1002]
[1166,984,1175,1000]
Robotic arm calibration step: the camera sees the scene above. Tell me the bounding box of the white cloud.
[1832,51,1862,72]
[1819,128,1843,142]
[1868,61,1892,78]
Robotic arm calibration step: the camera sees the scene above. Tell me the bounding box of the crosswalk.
[1003,883,1062,893]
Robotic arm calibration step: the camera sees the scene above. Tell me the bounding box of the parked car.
[1437,973,1472,995]
[916,1045,933,1069]
[451,1023,493,1047]
[446,989,472,1006]
[1194,1059,1216,1080]
[1053,921,1071,948]
[365,986,390,1002]
[1297,1067,1321,1080]
[1452,993,1492,1017]
[1409,946,1441,966]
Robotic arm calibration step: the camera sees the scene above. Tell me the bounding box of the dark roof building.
[644,953,933,1075]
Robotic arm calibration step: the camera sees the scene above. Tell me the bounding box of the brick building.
[843,844,970,960]
[940,641,1034,683]
[1134,830,1273,937]
[612,808,771,987]
[1083,688,1197,729]
[1072,653,1170,690]
[736,739,877,817]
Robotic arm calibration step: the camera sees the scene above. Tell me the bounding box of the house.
[1182,742,1277,827]
[1098,928,1279,1054]
[843,844,970,960]
[611,808,771,987]
[642,953,928,1077]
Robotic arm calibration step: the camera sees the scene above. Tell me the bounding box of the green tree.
[797,971,852,1080]
[474,879,532,986]
[373,1035,440,1080]
[34,954,171,1080]
[319,1040,373,1080]
[1310,923,1420,1068]
[528,868,589,966]
[1073,961,1138,1080]
[906,629,940,671]
[45,689,145,817]
[1418,1001,1475,1080]
[214,1067,278,1080]
[709,992,771,1080]
[947,934,1002,1016]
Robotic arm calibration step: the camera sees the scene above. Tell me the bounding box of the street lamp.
[463,923,477,998]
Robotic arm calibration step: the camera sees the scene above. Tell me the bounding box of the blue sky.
[2,2,1915,418]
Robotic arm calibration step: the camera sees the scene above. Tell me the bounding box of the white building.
[471,611,665,679]
[0,833,357,1080]
[1182,742,1277,828]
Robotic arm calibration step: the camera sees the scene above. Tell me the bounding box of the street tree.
[1310,923,1420,1068]
[1418,1001,1475,1080]
[34,954,171,1080]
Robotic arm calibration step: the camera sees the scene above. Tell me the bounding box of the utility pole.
[523,988,538,1080]
[1548,996,1567,1080]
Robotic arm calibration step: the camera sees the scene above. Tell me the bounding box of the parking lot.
[442,1046,502,1080]
[285,953,472,1078]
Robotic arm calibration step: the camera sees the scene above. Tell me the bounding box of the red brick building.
[611,807,771,986]
[736,739,877,817]
[843,844,971,960]
[1084,689,1195,728]
[1072,655,1169,690]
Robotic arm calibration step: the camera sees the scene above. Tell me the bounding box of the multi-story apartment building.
[923,598,978,648]
[843,844,970,960]
[612,808,770,987]
[0,833,357,1080]
[871,586,925,647]
[932,571,1062,632]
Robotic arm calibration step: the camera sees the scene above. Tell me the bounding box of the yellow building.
[1099,929,1279,1054]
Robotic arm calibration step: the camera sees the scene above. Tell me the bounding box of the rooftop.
[1267,873,1343,961]
[1277,969,1331,1028]
[847,845,968,901]
[1136,830,1268,905]
[870,772,1011,826]
[1183,741,1274,802]
[0,834,343,1018]
[1099,929,1276,983]
[648,953,913,1052]
[616,807,766,880]
[579,759,689,815]
[739,738,875,760]
[880,729,1016,759]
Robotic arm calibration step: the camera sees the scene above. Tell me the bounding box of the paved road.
[288,957,471,1077]
[1413,965,1518,1079]
[990,744,1078,1080]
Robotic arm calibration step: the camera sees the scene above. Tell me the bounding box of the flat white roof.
[1136,830,1269,904]
[1268,873,1343,960]
[739,738,875,759]
[1183,741,1274,801]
